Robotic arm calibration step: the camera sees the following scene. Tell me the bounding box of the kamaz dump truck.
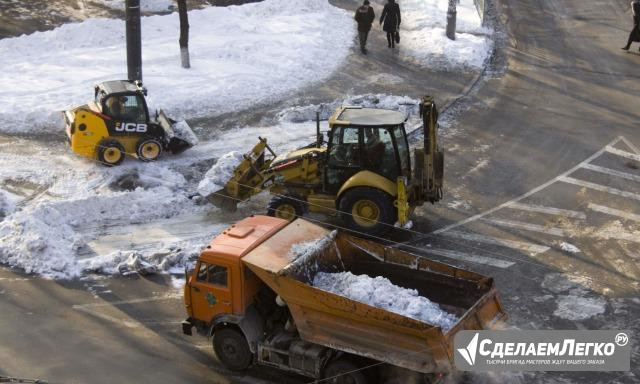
[204,95,444,236]
[182,216,506,383]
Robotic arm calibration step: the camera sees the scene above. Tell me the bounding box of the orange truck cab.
[182,215,506,383]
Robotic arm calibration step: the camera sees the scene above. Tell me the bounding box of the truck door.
[190,261,234,322]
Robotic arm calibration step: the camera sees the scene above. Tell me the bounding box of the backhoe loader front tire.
[97,140,125,166]
[323,359,369,384]
[213,328,253,371]
[267,195,305,221]
[339,187,395,236]
[136,138,162,162]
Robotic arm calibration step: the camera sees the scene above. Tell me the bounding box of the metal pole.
[446,0,457,40]
[126,0,143,81]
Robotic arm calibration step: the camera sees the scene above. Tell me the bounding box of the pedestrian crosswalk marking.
[425,248,515,268]
[506,202,586,219]
[588,203,640,223]
[480,218,565,237]
[442,230,550,255]
[605,146,640,162]
[559,176,640,202]
[580,163,640,183]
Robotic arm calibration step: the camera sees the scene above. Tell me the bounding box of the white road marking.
[425,248,515,268]
[588,203,640,223]
[605,146,640,162]
[559,176,640,202]
[430,136,625,235]
[0,277,31,282]
[620,136,640,155]
[580,163,640,183]
[480,218,565,237]
[506,202,586,219]
[442,230,550,255]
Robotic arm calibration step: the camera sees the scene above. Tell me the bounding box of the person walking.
[622,0,640,51]
[354,0,375,54]
[380,0,401,48]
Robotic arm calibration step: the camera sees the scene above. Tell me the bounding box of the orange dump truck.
[182,216,506,382]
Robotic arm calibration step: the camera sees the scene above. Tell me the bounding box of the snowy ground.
[0,0,355,133]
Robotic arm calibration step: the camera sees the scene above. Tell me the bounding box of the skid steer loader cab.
[63,80,197,166]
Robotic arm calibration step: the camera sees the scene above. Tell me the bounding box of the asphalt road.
[1,0,640,383]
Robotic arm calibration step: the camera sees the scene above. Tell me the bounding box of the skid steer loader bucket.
[205,137,276,212]
[158,110,198,154]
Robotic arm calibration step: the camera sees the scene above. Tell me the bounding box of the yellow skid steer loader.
[63,80,197,166]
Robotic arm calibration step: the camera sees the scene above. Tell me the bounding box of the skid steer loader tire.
[339,187,395,236]
[323,358,369,384]
[267,195,305,221]
[136,138,163,162]
[97,139,125,166]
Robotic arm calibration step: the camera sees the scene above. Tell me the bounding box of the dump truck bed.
[241,219,506,373]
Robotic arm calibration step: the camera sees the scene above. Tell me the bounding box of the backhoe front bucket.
[158,110,198,154]
[204,137,276,212]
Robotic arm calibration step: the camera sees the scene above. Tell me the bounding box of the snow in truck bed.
[313,271,459,331]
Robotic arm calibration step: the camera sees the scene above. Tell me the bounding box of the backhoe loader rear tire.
[339,187,395,236]
[267,195,305,221]
[213,327,253,371]
[323,359,369,384]
[97,139,125,166]
[136,138,163,162]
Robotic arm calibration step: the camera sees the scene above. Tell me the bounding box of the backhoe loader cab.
[206,95,444,236]
[64,80,197,166]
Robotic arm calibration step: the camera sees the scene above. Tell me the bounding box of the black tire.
[97,139,125,166]
[266,195,306,221]
[323,359,369,384]
[213,327,253,371]
[338,187,396,236]
[136,138,163,162]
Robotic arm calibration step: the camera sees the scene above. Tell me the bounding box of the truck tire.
[97,139,125,166]
[213,327,253,371]
[267,195,305,221]
[323,359,369,384]
[338,187,395,236]
[136,138,163,162]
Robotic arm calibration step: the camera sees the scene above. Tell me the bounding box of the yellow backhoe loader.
[205,95,444,236]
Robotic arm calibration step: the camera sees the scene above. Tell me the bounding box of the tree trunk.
[178,0,190,68]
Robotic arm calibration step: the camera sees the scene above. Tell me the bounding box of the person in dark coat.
[380,0,401,48]
[354,0,375,54]
[622,0,640,51]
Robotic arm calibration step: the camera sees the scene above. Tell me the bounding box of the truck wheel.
[213,328,253,371]
[97,139,125,166]
[323,359,369,384]
[136,138,163,162]
[267,195,305,221]
[339,187,395,236]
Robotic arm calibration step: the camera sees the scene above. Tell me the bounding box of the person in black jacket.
[380,0,401,48]
[622,0,640,51]
[354,0,375,54]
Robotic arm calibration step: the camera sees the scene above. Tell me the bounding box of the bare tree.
[177,0,190,68]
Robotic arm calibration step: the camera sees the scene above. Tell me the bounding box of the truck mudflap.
[241,218,507,374]
[157,110,198,154]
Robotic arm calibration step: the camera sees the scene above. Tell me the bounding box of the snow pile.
[197,151,244,196]
[400,0,492,68]
[0,189,20,219]
[0,186,200,279]
[98,0,174,12]
[313,271,458,331]
[171,119,199,147]
[559,242,581,253]
[0,0,354,134]
[287,231,337,262]
[277,94,421,123]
